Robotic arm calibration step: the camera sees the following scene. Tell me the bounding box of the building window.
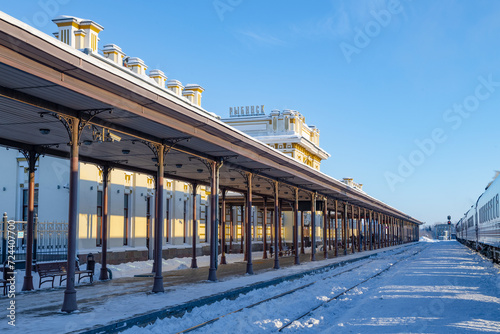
[123,193,129,245]
[22,188,39,221]
[166,198,170,243]
[97,190,103,246]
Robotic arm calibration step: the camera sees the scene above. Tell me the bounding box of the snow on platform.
[1,242,498,333]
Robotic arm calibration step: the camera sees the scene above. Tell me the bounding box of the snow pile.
[419,236,438,243]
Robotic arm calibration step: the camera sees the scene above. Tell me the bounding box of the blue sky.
[2,0,500,225]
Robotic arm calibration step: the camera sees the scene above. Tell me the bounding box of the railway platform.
[1,243,416,333]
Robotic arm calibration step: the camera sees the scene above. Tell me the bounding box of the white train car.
[457,176,500,263]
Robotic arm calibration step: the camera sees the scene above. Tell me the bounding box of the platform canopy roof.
[0,12,421,224]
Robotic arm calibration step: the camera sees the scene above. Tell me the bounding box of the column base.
[99,268,109,281]
[208,268,218,282]
[152,275,164,293]
[61,289,78,313]
[22,275,34,291]
[191,259,198,269]
[246,263,254,275]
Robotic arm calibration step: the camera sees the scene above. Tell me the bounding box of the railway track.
[170,244,425,334]
[276,246,425,331]
[177,261,371,333]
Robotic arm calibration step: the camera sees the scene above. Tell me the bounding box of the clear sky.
[2,0,500,226]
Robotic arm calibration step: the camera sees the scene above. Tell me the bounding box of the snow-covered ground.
[2,241,497,333]
[123,241,500,333]
[11,252,253,292]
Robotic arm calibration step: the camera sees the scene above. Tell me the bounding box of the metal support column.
[323,197,328,259]
[293,188,299,265]
[21,149,38,291]
[273,181,280,269]
[300,210,305,254]
[220,189,227,265]
[240,204,244,255]
[229,205,233,253]
[244,200,248,261]
[369,211,373,250]
[61,117,80,313]
[358,206,362,252]
[263,197,268,259]
[191,183,199,268]
[343,202,348,256]
[246,173,253,275]
[98,165,111,281]
[208,159,222,282]
[278,199,283,254]
[334,200,338,257]
[363,208,367,251]
[351,205,355,254]
[152,144,165,293]
[328,210,332,251]
[311,192,317,261]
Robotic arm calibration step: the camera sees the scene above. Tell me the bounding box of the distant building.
[222,108,330,170]
[341,178,364,192]
[434,223,456,240]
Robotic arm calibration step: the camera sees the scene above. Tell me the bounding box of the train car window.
[495,194,500,218]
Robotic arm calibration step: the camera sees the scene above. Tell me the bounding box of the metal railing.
[1,213,68,267]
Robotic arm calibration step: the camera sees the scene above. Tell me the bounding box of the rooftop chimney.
[167,79,184,96]
[52,16,104,52]
[183,84,205,106]
[102,44,126,65]
[149,69,167,88]
[127,57,147,76]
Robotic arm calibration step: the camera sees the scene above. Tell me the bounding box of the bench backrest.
[36,261,80,274]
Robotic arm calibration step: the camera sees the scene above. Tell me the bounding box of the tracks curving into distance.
[177,261,371,333]
[172,244,425,334]
[277,246,426,332]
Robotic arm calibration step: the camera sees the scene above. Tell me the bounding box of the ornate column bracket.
[195,156,225,176]
[19,149,41,170]
[231,169,256,185]
[43,108,112,146]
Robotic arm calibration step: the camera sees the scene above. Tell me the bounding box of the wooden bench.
[281,245,293,256]
[36,261,94,288]
[270,245,293,257]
